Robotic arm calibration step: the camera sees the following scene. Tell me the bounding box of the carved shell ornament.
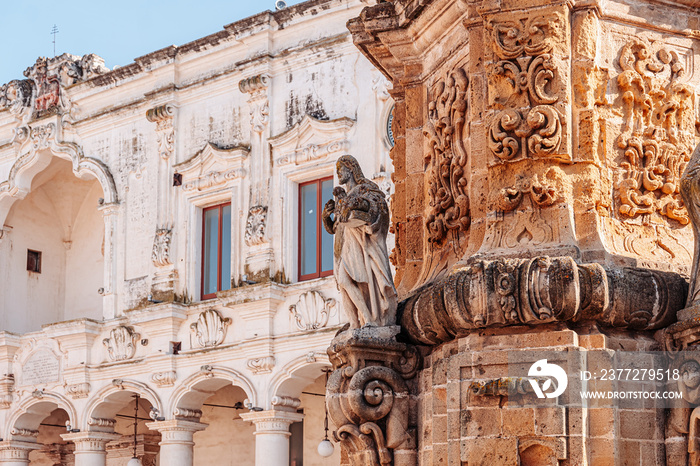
[289,290,335,330]
[103,326,140,361]
[190,309,231,347]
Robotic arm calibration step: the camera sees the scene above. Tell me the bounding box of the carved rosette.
[244,205,267,246]
[151,228,173,267]
[486,14,567,163]
[289,290,335,331]
[190,309,231,348]
[326,327,419,466]
[401,256,686,345]
[424,68,471,245]
[146,104,176,159]
[614,39,694,225]
[247,356,275,374]
[103,326,140,361]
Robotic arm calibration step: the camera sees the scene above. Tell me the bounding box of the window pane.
[203,208,219,296]
[301,183,318,276]
[321,179,334,273]
[221,205,231,292]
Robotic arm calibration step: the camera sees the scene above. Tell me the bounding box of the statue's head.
[336,155,364,184]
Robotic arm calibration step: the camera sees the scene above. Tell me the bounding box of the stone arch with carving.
[82,379,163,431]
[268,352,331,404]
[6,392,77,439]
[168,366,257,419]
[0,121,119,227]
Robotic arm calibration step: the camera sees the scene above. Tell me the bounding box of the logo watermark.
[527,359,568,399]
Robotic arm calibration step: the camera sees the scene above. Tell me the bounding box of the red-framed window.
[299,177,334,281]
[201,203,231,300]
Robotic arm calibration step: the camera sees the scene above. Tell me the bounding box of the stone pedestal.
[60,432,120,466]
[145,420,207,466]
[240,410,304,466]
[326,326,420,466]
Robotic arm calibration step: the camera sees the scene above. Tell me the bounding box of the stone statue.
[322,155,397,328]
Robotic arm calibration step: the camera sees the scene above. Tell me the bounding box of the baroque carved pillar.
[239,410,304,466]
[61,432,120,466]
[145,420,207,466]
[239,74,274,282]
[146,103,178,300]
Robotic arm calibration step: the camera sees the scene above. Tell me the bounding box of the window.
[299,177,334,281]
[27,249,41,273]
[201,203,231,299]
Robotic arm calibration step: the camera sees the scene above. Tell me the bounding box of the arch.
[168,366,257,419]
[6,392,77,439]
[268,352,331,403]
[83,379,163,431]
[0,121,118,228]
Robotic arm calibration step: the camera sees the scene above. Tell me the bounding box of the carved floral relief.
[190,309,231,348]
[424,67,470,245]
[244,206,267,246]
[486,13,567,164]
[614,39,695,225]
[151,228,172,267]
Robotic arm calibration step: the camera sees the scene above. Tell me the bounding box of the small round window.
[386,104,395,147]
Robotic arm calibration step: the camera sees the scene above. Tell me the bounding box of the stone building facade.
[339,0,700,465]
[0,0,394,464]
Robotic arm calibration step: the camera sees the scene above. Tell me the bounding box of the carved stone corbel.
[65,382,90,399]
[326,326,420,466]
[146,104,176,159]
[150,371,177,387]
[246,356,275,374]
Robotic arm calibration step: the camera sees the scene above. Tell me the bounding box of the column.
[61,432,120,466]
[0,440,39,465]
[146,419,207,466]
[99,203,119,319]
[240,410,304,466]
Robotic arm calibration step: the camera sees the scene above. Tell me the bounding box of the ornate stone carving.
[423,68,470,244]
[401,256,686,345]
[615,39,694,225]
[146,104,176,159]
[0,80,33,115]
[151,228,172,267]
[181,168,246,192]
[103,326,140,361]
[150,371,177,387]
[486,14,566,163]
[244,206,267,246]
[10,429,39,438]
[322,155,397,328]
[87,417,116,428]
[239,74,270,133]
[190,309,231,348]
[0,375,14,409]
[289,290,335,331]
[271,396,301,409]
[496,174,558,212]
[327,326,419,465]
[173,408,203,419]
[65,382,90,399]
[246,356,275,374]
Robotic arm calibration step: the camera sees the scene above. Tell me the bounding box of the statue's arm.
[322,199,337,234]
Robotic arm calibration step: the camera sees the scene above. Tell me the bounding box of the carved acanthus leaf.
[103,326,140,361]
[190,309,231,348]
[151,228,173,267]
[244,206,268,246]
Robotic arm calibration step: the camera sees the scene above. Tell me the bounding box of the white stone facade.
[0,0,393,464]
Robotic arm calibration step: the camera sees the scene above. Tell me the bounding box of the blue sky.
[0,0,305,85]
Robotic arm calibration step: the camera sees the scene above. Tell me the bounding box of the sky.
[0,0,306,85]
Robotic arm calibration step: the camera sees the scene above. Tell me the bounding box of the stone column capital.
[240,409,305,435]
[145,420,208,445]
[61,431,121,451]
[0,440,40,462]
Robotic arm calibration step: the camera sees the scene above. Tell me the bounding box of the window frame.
[200,202,232,300]
[298,176,334,282]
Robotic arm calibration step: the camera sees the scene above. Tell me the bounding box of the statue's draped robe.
[334,182,397,327]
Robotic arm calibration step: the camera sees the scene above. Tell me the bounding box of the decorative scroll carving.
[496,174,558,212]
[0,80,33,115]
[247,356,275,374]
[103,326,140,361]
[190,309,231,348]
[65,382,90,399]
[151,228,172,267]
[289,290,335,331]
[327,327,420,465]
[244,206,267,246]
[615,39,694,225]
[239,74,270,133]
[150,371,177,387]
[88,417,117,428]
[181,168,246,192]
[173,408,203,419]
[486,15,565,163]
[423,67,470,244]
[323,155,397,328]
[271,396,301,409]
[400,256,686,345]
[11,428,39,438]
[146,104,176,159]
[0,375,14,409]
